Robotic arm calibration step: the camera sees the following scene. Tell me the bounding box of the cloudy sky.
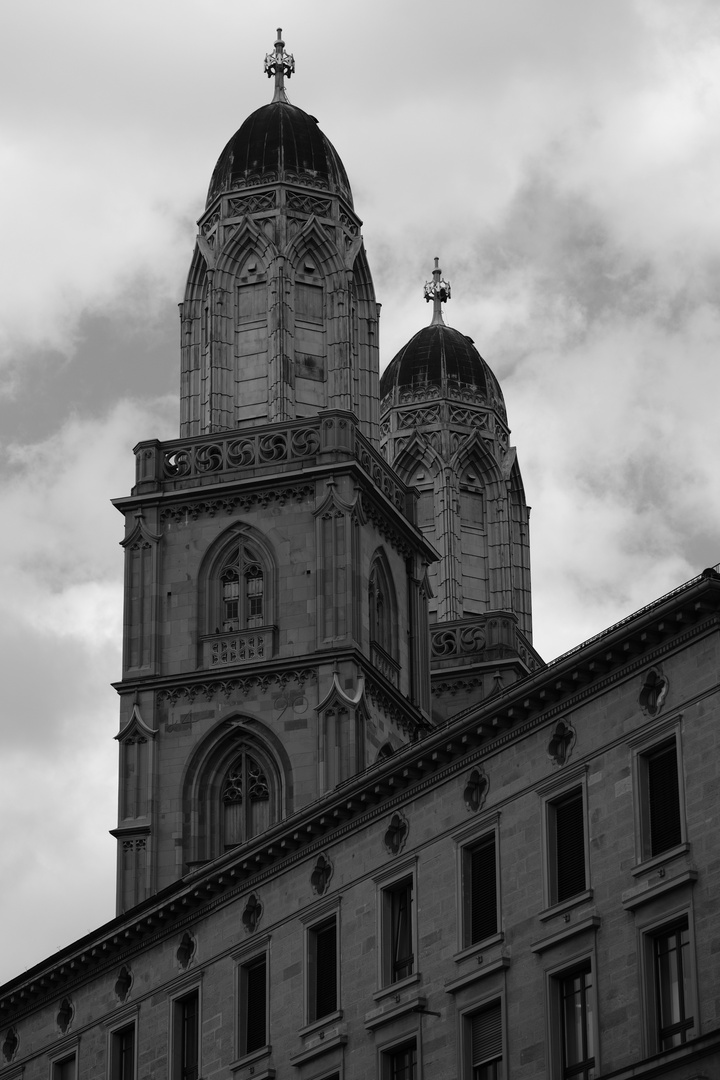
[1,0,719,982]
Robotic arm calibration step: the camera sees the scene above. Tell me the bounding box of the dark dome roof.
[379,324,505,412]
[206,101,353,208]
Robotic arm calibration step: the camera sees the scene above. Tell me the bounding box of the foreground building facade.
[1,33,719,1080]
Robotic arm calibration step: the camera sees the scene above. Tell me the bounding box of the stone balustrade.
[132,412,411,517]
[203,629,275,667]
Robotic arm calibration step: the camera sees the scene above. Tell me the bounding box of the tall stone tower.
[110,33,435,914]
[380,260,540,721]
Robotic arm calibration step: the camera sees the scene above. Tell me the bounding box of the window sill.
[631,842,691,878]
[289,1028,347,1067]
[622,869,698,911]
[365,992,426,1031]
[445,956,510,994]
[229,1046,271,1074]
[297,1011,343,1038]
[373,971,421,1002]
[453,932,504,963]
[531,915,601,954]
[539,889,594,922]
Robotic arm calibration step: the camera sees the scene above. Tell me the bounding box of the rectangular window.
[641,739,682,859]
[383,877,414,984]
[463,834,498,947]
[549,962,596,1079]
[652,919,694,1050]
[308,915,338,1022]
[548,787,586,905]
[173,990,199,1080]
[382,1040,417,1080]
[239,954,267,1056]
[111,1024,135,1080]
[469,1001,503,1080]
[53,1057,76,1080]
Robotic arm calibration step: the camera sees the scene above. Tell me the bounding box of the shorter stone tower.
[380,261,541,720]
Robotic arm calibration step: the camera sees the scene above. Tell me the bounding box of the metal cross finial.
[423,257,451,325]
[264,28,295,103]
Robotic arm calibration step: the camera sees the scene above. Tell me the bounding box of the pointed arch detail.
[198,522,278,667]
[181,716,290,867]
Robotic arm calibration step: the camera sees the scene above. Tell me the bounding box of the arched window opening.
[369,564,393,657]
[222,750,273,849]
[218,545,265,633]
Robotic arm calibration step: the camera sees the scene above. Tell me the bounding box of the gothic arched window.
[369,553,398,666]
[218,544,265,633]
[221,750,273,849]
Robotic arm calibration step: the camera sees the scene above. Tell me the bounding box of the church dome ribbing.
[206,101,353,208]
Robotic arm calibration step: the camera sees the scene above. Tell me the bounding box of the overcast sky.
[1,0,719,983]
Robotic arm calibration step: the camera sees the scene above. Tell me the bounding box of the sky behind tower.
[0,0,719,982]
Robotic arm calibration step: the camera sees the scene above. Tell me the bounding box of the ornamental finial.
[423,257,451,325]
[264,29,295,103]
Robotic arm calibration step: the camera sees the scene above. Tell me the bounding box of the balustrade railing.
[370,642,400,687]
[203,629,274,667]
[132,412,412,516]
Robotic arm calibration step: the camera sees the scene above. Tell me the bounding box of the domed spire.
[264,28,295,103]
[423,257,452,326]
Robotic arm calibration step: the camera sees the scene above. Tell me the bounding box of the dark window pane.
[647,743,682,856]
[313,919,337,1019]
[470,836,498,944]
[554,789,586,902]
[245,957,267,1053]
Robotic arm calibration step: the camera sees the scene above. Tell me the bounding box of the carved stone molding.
[227,191,277,216]
[310,854,333,895]
[56,998,73,1035]
[639,667,669,717]
[176,932,196,970]
[463,768,489,813]
[2,1028,18,1064]
[361,496,412,559]
[242,893,263,933]
[156,669,317,708]
[383,810,409,855]
[114,966,132,1003]
[548,720,576,766]
[160,485,314,524]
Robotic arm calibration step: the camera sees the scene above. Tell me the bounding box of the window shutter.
[314,919,337,1019]
[554,789,586,902]
[245,957,267,1053]
[472,1002,502,1066]
[470,836,497,943]
[648,742,681,856]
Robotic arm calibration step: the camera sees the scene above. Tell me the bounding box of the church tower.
[110,33,435,914]
[380,260,540,721]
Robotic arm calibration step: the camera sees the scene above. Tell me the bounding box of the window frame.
[302,899,342,1029]
[169,985,201,1080]
[538,767,591,914]
[378,1034,420,1080]
[454,815,502,959]
[545,952,599,1080]
[374,858,419,995]
[233,936,271,1065]
[107,1014,138,1080]
[459,992,505,1080]
[638,906,698,1056]
[48,1045,79,1080]
[629,717,687,871]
